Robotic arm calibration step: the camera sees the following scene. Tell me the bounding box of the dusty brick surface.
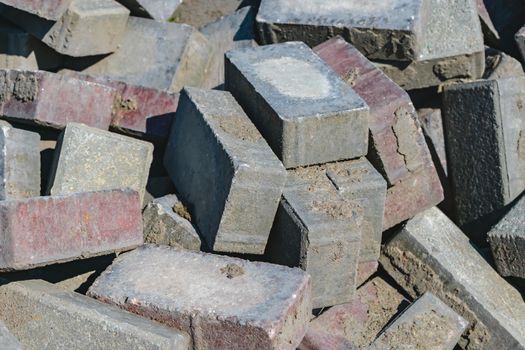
[0,0,72,20]
[0,320,21,350]
[171,0,249,28]
[88,244,312,350]
[116,0,181,21]
[483,47,525,80]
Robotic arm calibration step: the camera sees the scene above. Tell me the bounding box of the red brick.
[298,329,355,350]
[357,261,378,286]
[0,189,142,271]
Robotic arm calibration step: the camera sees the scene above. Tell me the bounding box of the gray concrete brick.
[115,0,181,22]
[0,279,190,349]
[0,0,72,20]
[171,0,249,28]
[265,164,363,308]
[417,108,447,176]
[88,244,311,350]
[256,0,484,63]
[0,0,130,57]
[380,207,525,349]
[0,320,21,350]
[164,88,286,254]
[483,47,525,80]
[225,42,369,168]
[142,194,201,251]
[443,78,525,233]
[371,293,468,350]
[48,123,153,205]
[516,25,525,62]
[487,194,525,278]
[0,121,40,199]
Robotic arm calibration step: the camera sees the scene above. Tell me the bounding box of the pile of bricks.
[0,0,524,349]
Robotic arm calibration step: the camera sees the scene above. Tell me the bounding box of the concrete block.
[417,108,447,176]
[88,244,312,350]
[115,0,181,21]
[476,0,500,45]
[0,279,190,349]
[516,26,525,62]
[266,164,363,308]
[164,88,285,254]
[225,42,369,168]
[299,277,409,349]
[0,69,116,130]
[0,0,130,57]
[483,47,525,81]
[256,0,484,62]
[371,293,468,350]
[0,189,142,271]
[380,207,525,349]
[314,37,443,229]
[0,0,72,20]
[143,194,201,251]
[487,194,525,278]
[48,123,153,204]
[200,6,256,89]
[0,121,40,199]
[443,78,525,232]
[171,0,249,28]
[73,17,211,92]
[0,320,21,350]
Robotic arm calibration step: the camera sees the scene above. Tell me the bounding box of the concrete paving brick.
[171,0,250,28]
[371,293,468,350]
[143,194,201,251]
[88,244,312,350]
[443,78,525,232]
[0,69,116,130]
[48,123,153,204]
[0,279,190,349]
[483,47,525,80]
[164,88,285,254]
[0,0,72,20]
[73,17,211,92]
[0,120,40,199]
[256,0,484,63]
[314,37,443,229]
[0,189,142,271]
[487,194,525,278]
[0,320,21,350]
[380,207,525,349]
[225,42,369,168]
[299,277,409,349]
[0,0,130,57]
[417,108,447,176]
[115,0,181,21]
[516,26,525,62]
[476,0,499,45]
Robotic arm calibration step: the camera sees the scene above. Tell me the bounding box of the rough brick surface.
[0,69,115,129]
[164,88,286,254]
[372,293,468,349]
[0,279,190,349]
[0,189,142,271]
[380,207,525,349]
[487,194,525,278]
[142,194,201,251]
[483,47,525,80]
[0,0,72,20]
[115,0,181,21]
[256,0,484,62]
[417,108,447,176]
[88,245,312,350]
[48,123,153,204]
[0,320,21,350]
[516,26,525,62]
[0,121,40,199]
[225,42,369,168]
[171,0,248,28]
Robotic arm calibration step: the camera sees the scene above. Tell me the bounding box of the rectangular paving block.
[0,0,130,57]
[225,42,369,168]
[487,194,525,278]
[371,293,468,349]
[516,25,525,62]
[48,123,153,204]
[0,0,72,20]
[0,320,21,350]
[0,189,142,271]
[0,69,116,129]
[265,165,363,308]
[0,121,40,199]
[116,0,181,21]
[170,0,248,28]
[143,194,201,251]
[164,88,286,254]
[0,279,190,349]
[88,245,312,350]
[256,0,484,62]
[483,47,525,80]
[443,77,525,232]
[380,207,525,349]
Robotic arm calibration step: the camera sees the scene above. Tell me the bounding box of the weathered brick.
[0,121,40,199]
[0,69,116,129]
[443,78,525,233]
[0,0,130,57]
[225,42,369,168]
[314,37,443,229]
[0,189,142,271]
[516,26,525,62]
[256,0,484,63]
[298,330,355,350]
[143,194,201,251]
[0,279,190,349]
[0,0,72,20]
[356,261,378,287]
[171,0,249,27]
[483,47,525,81]
[115,0,181,21]
[48,123,153,204]
[476,0,499,44]
[380,207,525,349]
[417,108,447,176]
[88,244,312,350]
[164,88,285,254]
[487,194,525,278]
[0,320,21,350]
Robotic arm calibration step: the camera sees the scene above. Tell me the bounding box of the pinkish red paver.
[0,189,142,271]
